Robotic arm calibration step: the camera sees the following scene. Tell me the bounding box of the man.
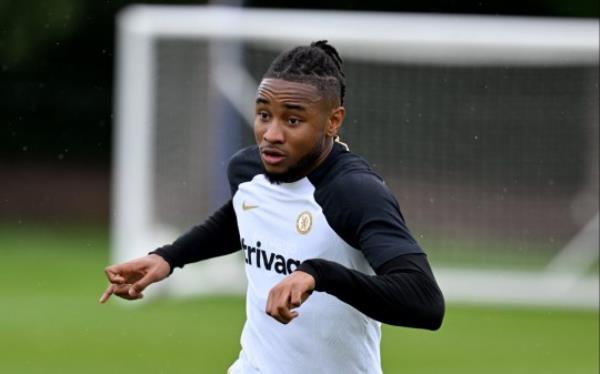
[100,40,444,374]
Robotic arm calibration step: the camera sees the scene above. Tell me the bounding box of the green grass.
[419,235,558,271]
[0,224,598,373]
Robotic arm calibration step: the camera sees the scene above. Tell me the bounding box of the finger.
[119,291,144,300]
[129,271,157,297]
[273,286,295,323]
[290,286,303,308]
[265,289,276,317]
[275,305,297,324]
[277,285,293,312]
[104,267,126,284]
[113,284,144,300]
[284,310,299,323]
[99,284,115,303]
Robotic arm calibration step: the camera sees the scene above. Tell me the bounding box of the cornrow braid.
[263,40,346,105]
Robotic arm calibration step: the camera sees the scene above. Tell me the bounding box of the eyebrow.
[255,97,307,112]
[256,97,269,105]
[283,103,307,111]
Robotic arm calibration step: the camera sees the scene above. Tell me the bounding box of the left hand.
[265,271,316,324]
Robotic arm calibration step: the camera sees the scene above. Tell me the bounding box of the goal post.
[112,5,599,307]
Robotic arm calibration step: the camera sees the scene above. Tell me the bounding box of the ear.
[326,106,345,137]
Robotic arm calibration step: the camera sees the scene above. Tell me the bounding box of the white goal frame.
[113,5,599,308]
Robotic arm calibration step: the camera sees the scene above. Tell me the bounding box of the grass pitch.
[0,224,597,373]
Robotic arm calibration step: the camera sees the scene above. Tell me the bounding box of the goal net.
[113,5,599,308]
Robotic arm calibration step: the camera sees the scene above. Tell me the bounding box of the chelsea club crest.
[296,211,312,234]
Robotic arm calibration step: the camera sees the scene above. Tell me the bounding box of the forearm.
[297,254,444,330]
[151,200,241,271]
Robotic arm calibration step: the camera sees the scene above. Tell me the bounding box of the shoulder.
[312,149,421,266]
[227,146,263,194]
[320,167,402,227]
[312,150,391,210]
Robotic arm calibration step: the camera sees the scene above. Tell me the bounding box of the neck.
[306,136,334,176]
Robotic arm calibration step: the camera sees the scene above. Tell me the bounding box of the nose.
[262,120,285,144]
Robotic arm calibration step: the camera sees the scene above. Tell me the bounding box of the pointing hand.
[265,271,315,324]
[99,254,171,303]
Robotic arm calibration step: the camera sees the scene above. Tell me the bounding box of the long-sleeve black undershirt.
[150,199,240,271]
[297,254,445,330]
[151,199,444,331]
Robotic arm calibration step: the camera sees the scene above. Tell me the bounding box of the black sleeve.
[150,199,241,272]
[297,253,444,330]
[314,171,422,269]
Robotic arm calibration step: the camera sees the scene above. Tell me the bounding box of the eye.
[288,117,301,126]
[257,111,270,122]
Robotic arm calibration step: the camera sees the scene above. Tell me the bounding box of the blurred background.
[1,1,598,373]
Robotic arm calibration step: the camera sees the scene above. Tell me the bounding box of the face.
[254,78,344,183]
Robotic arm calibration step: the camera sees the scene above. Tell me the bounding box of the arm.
[100,200,240,302]
[266,169,444,328]
[297,253,444,330]
[150,199,241,271]
[265,254,444,330]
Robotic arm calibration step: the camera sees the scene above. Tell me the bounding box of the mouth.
[260,146,286,166]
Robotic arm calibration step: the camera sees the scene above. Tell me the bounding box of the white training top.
[233,173,381,374]
[225,143,423,373]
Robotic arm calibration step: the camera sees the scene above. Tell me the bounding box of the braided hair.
[263,40,346,106]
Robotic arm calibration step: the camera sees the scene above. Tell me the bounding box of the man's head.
[254,41,346,183]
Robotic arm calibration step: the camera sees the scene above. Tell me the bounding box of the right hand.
[99,254,171,303]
